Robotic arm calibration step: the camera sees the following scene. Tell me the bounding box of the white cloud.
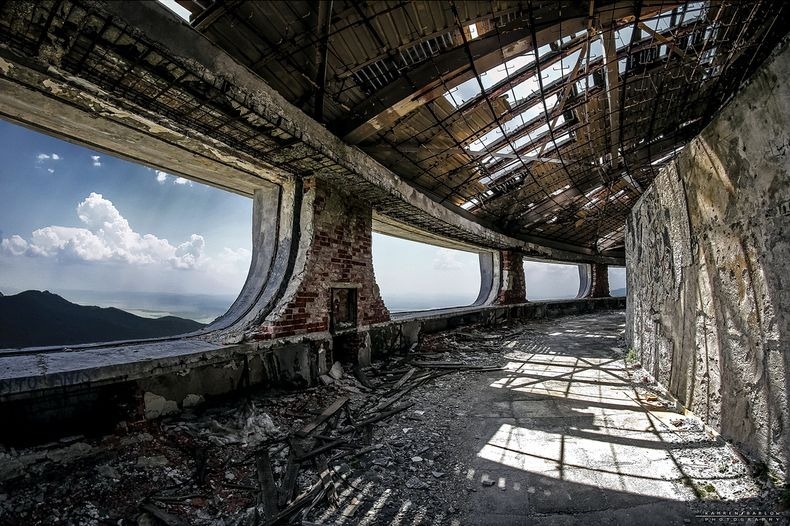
[0,192,207,270]
[432,248,464,270]
[37,153,50,161]
[171,234,205,269]
[47,168,54,174]
[91,155,101,167]
[51,153,60,160]
[153,170,192,186]
[0,235,29,256]
[37,153,60,162]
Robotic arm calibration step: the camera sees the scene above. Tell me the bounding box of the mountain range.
[0,290,206,349]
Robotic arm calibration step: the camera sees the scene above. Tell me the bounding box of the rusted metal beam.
[538,39,590,157]
[314,0,334,122]
[337,1,681,145]
[337,5,595,144]
[637,21,688,59]
[601,25,622,166]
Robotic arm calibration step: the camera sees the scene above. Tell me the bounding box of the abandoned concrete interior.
[0,0,788,524]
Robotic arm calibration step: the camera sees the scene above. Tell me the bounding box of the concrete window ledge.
[0,297,624,439]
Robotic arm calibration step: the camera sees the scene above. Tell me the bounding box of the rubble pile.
[1,316,785,525]
[0,323,517,526]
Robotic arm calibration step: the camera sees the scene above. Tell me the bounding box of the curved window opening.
[609,266,627,297]
[523,260,581,300]
[372,233,481,312]
[0,120,252,349]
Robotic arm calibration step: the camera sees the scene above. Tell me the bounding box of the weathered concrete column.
[494,250,527,304]
[254,178,390,340]
[587,263,610,298]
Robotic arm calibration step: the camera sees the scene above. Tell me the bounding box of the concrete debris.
[143,392,179,419]
[182,394,204,408]
[136,455,169,468]
[328,361,344,380]
[0,314,783,525]
[405,476,428,489]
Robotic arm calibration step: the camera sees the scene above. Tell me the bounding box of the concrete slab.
[453,312,765,524]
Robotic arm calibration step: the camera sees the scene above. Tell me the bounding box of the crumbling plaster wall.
[626,39,790,476]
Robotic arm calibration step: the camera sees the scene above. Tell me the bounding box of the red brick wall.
[255,179,390,339]
[587,263,610,298]
[495,250,527,304]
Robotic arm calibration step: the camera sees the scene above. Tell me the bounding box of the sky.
[0,119,626,318]
[0,120,252,299]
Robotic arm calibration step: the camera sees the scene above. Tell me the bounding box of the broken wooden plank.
[353,366,374,388]
[411,360,466,367]
[265,481,324,526]
[328,443,383,463]
[344,402,415,433]
[413,362,504,371]
[296,396,349,437]
[391,367,416,390]
[278,439,309,508]
[256,449,279,518]
[316,459,338,506]
[140,503,189,526]
[296,438,349,462]
[375,378,425,412]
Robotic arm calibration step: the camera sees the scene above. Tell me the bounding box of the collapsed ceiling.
[177,0,788,254]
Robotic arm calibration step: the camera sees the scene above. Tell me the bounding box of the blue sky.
[0,120,252,297]
[0,120,625,315]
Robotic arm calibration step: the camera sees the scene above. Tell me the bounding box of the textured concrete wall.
[255,179,390,339]
[626,40,790,476]
[495,250,527,304]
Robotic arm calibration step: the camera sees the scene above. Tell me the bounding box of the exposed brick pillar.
[254,179,390,339]
[495,250,526,304]
[588,263,610,298]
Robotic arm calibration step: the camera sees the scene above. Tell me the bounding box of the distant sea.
[0,287,626,323]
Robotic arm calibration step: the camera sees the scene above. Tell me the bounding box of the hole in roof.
[157,0,191,21]
[442,44,554,109]
[467,95,559,153]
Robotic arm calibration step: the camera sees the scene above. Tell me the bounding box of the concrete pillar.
[254,178,390,339]
[494,250,527,304]
[587,263,610,298]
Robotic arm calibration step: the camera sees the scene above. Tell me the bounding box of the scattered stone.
[144,392,178,419]
[405,476,428,489]
[328,361,344,380]
[182,393,204,408]
[136,455,169,468]
[319,374,334,385]
[1,313,776,525]
[96,464,120,479]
